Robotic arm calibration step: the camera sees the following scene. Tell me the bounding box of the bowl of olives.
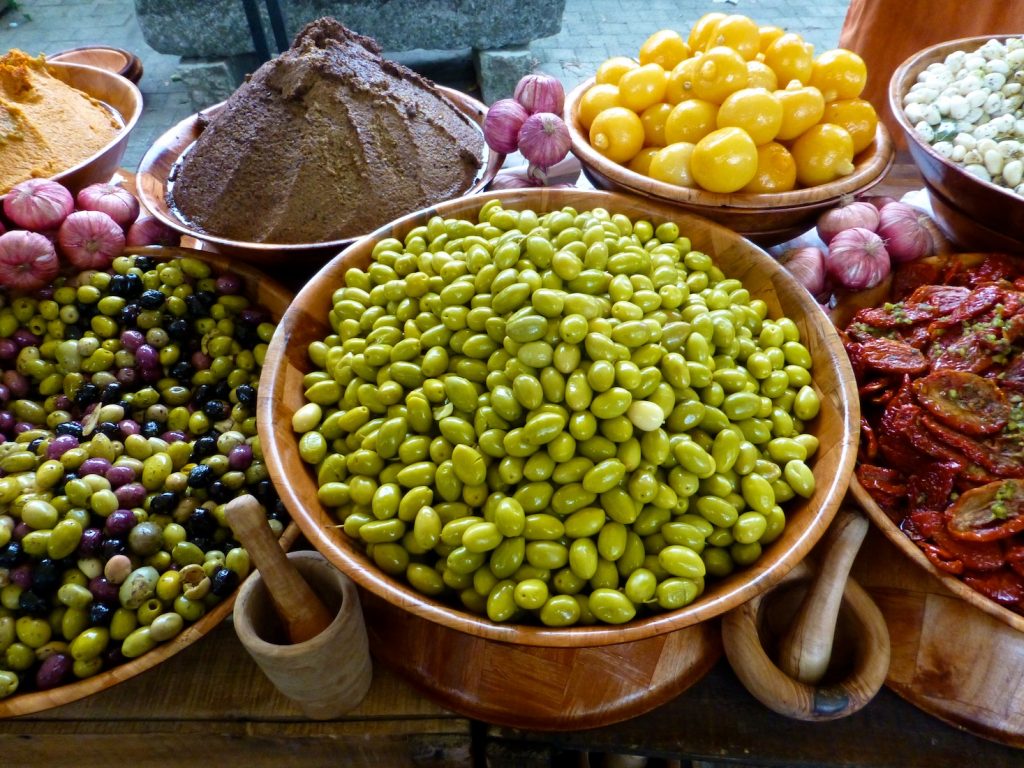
[260,188,859,729]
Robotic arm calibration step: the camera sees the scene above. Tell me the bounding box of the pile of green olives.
[295,202,820,627]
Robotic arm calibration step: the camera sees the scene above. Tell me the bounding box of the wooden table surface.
[5,156,1019,767]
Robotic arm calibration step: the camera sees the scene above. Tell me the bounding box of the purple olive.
[88,576,120,604]
[78,457,112,477]
[120,329,145,352]
[104,509,137,538]
[46,434,79,459]
[78,527,104,557]
[9,563,32,589]
[35,653,73,690]
[106,465,136,488]
[114,482,146,509]
[227,444,253,471]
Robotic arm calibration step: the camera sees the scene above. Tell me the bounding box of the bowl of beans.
[890,34,1024,252]
[260,188,860,727]
[0,246,296,717]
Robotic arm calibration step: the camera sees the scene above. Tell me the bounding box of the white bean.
[964,163,992,182]
[984,148,1004,176]
[1003,159,1024,188]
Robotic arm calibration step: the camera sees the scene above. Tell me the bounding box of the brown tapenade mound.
[170,18,485,244]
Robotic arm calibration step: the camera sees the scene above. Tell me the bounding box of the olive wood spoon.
[225,495,334,644]
[777,508,870,684]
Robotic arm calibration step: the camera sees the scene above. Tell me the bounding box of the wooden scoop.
[722,507,890,721]
[225,495,333,644]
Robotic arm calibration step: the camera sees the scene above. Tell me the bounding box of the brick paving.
[0,0,850,169]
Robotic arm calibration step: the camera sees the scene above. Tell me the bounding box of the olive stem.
[776,508,869,684]
[224,495,334,644]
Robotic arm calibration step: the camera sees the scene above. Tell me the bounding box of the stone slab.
[473,46,540,104]
[135,0,566,58]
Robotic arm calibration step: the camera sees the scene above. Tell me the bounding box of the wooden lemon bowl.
[6,61,143,197]
[259,188,860,724]
[564,79,895,247]
[0,247,298,720]
[889,35,1024,253]
[135,88,503,268]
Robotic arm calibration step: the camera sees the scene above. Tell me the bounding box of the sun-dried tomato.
[929,332,993,374]
[962,254,1019,286]
[930,285,1003,329]
[920,542,965,574]
[891,260,943,300]
[946,479,1024,541]
[906,284,972,313]
[921,415,1024,478]
[908,462,958,514]
[855,337,929,374]
[963,570,1024,607]
[856,463,905,496]
[914,370,1010,435]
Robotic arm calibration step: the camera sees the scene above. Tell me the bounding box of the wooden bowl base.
[360,591,722,731]
[853,527,1024,748]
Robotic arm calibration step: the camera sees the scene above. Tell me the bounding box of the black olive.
[141,420,163,438]
[101,382,123,404]
[190,435,218,460]
[74,383,100,407]
[149,492,178,515]
[101,538,128,560]
[139,289,165,310]
[133,255,156,271]
[89,601,114,627]
[18,590,49,615]
[28,437,45,453]
[234,384,256,407]
[31,558,61,594]
[170,361,194,381]
[0,542,23,568]
[122,272,144,298]
[186,507,218,538]
[203,399,230,420]
[187,464,215,489]
[208,481,233,504]
[190,384,212,407]
[64,324,84,340]
[96,421,122,439]
[166,318,190,340]
[55,422,84,438]
[118,303,142,326]
[210,567,239,597]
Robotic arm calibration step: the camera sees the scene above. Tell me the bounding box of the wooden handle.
[225,495,334,644]
[777,508,870,684]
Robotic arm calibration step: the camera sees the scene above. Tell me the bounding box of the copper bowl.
[47,46,143,84]
[258,188,860,727]
[0,247,297,719]
[565,79,895,246]
[136,88,503,267]
[1,61,143,197]
[889,35,1024,254]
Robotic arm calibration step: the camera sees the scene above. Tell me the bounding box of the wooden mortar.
[228,497,372,719]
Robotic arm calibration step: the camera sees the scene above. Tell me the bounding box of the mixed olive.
[295,202,821,627]
[0,252,286,699]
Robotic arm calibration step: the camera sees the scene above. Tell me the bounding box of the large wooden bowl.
[135,88,503,268]
[259,188,860,727]
[565,79,894,246]
[0,247,297,719]
[39,61,143,195]
[889,35,1024,253]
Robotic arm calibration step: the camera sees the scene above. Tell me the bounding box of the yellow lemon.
[589,106,645,163]
[742,142,797,193]
[716,87,783,145]
[690,126,758,193]
[648,142,697,187]
[790,122,855,186]
[664,98,719,144]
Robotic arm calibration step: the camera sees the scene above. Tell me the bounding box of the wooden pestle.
[224,495,334,644]
[776,508,870,684]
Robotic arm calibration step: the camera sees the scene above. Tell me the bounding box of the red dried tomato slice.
[914,370,1010,436]
[947,479,1024,541]
[929,332,994,374]
[852,302,943,329]
[931,285,1003,329]
[908,461,958,513]
[855,337,929,375]
[921,415,1024,478]
[856,464,906,497]
[963,254,1020,286]
[891,260,943,300]
[963,570,1024,608]
[905,284,972,312]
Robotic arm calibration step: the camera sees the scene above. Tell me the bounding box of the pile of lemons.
[578,13,879,194]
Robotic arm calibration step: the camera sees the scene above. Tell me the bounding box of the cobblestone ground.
[0,0,849,168]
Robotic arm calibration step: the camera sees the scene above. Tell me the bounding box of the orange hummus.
[0,50,121,194]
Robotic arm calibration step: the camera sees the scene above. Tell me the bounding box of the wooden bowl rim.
[888,34,1024,207]
[135,87,503,256]
[259,186,861,648]
[850,477,1024,634]
[47,46,138,77]
[43,60,143,186]
[0,246,299,719]
[564,78,895,211]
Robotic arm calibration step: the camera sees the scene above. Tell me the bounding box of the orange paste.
[0,50,121,194]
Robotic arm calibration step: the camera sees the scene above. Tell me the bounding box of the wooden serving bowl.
[42,61,143,195]
[0,246,297,719]
[259,188,861,728]
[564,79,895,247]
[135,88,503,268]
[889,35,1024,254]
